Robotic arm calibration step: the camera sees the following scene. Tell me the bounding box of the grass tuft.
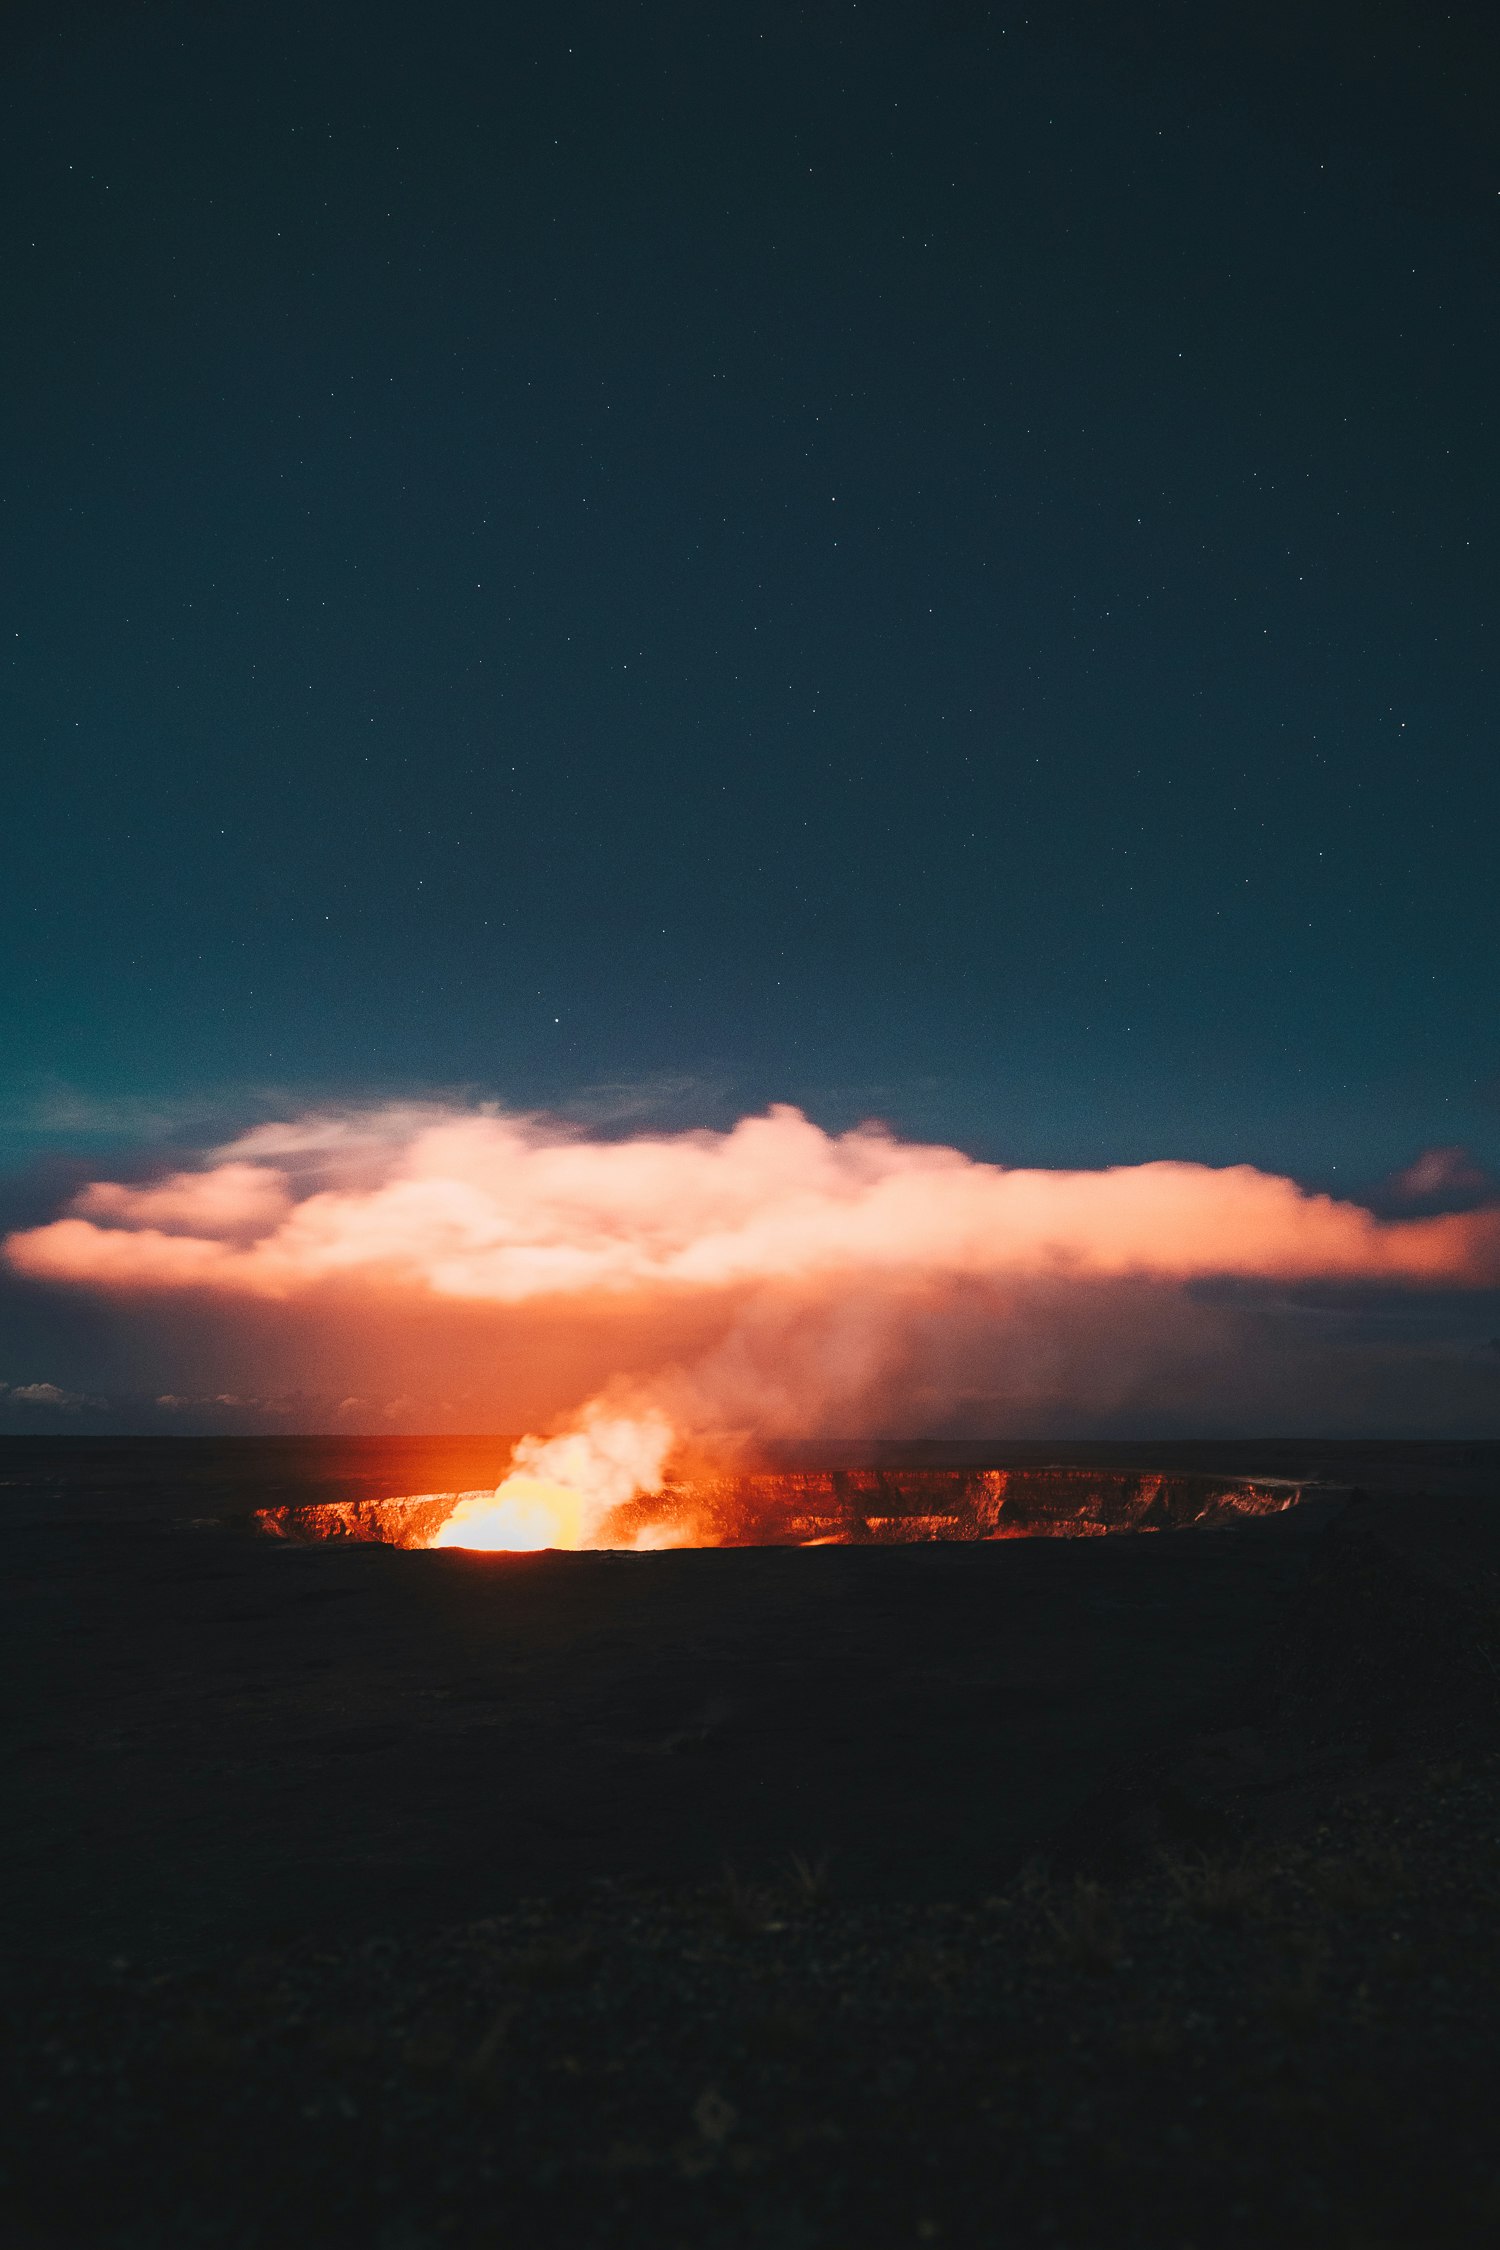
[718,1863,776,1936]
[1043,1878,1124,1973]
[786,1849,833,1905]
[1165,1852,1271,1924]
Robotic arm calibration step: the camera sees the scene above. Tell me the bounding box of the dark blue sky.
[4,0,1498,1189]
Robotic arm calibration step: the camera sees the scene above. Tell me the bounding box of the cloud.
[4,1380,87,1408]
[75,1163,294,1239]
[7,1103,1499,1306]
[5,1103,1499,1441]
[0,1078,243,1149]
[1385,1145,1495,1206]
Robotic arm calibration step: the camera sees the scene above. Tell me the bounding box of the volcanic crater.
[254,1463,1307,1550]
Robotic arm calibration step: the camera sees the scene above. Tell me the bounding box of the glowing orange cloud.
[7,1104,1499,1305]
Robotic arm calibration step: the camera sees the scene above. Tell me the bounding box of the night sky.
[3,2,1498,1432]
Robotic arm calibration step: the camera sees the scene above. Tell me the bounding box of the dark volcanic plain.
[2,1438,1498,2248]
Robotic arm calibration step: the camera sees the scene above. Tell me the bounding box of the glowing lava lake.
[254,1464,1309,1552]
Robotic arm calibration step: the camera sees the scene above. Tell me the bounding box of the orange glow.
[427,1407,674,1550]
[5,1104,1499,1448]
[7,1105,1497,1303]
[254,1461,1305,1552]
[428,1473,589,1551]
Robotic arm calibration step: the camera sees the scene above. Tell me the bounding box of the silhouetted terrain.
[2,1442,1497,2245]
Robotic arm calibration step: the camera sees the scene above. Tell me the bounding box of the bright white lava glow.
[428,1474,587,1551]
[428,1408,674,1551]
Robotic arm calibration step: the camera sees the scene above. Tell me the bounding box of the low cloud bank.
[5,1104,1499,1441]
[8,1104,1500,1302]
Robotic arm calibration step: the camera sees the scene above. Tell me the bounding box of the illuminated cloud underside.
[7,1104,1498,1302]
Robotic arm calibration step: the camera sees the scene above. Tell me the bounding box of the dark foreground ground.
[2,1446,1498,2245]
[2,1497,1337,1962]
